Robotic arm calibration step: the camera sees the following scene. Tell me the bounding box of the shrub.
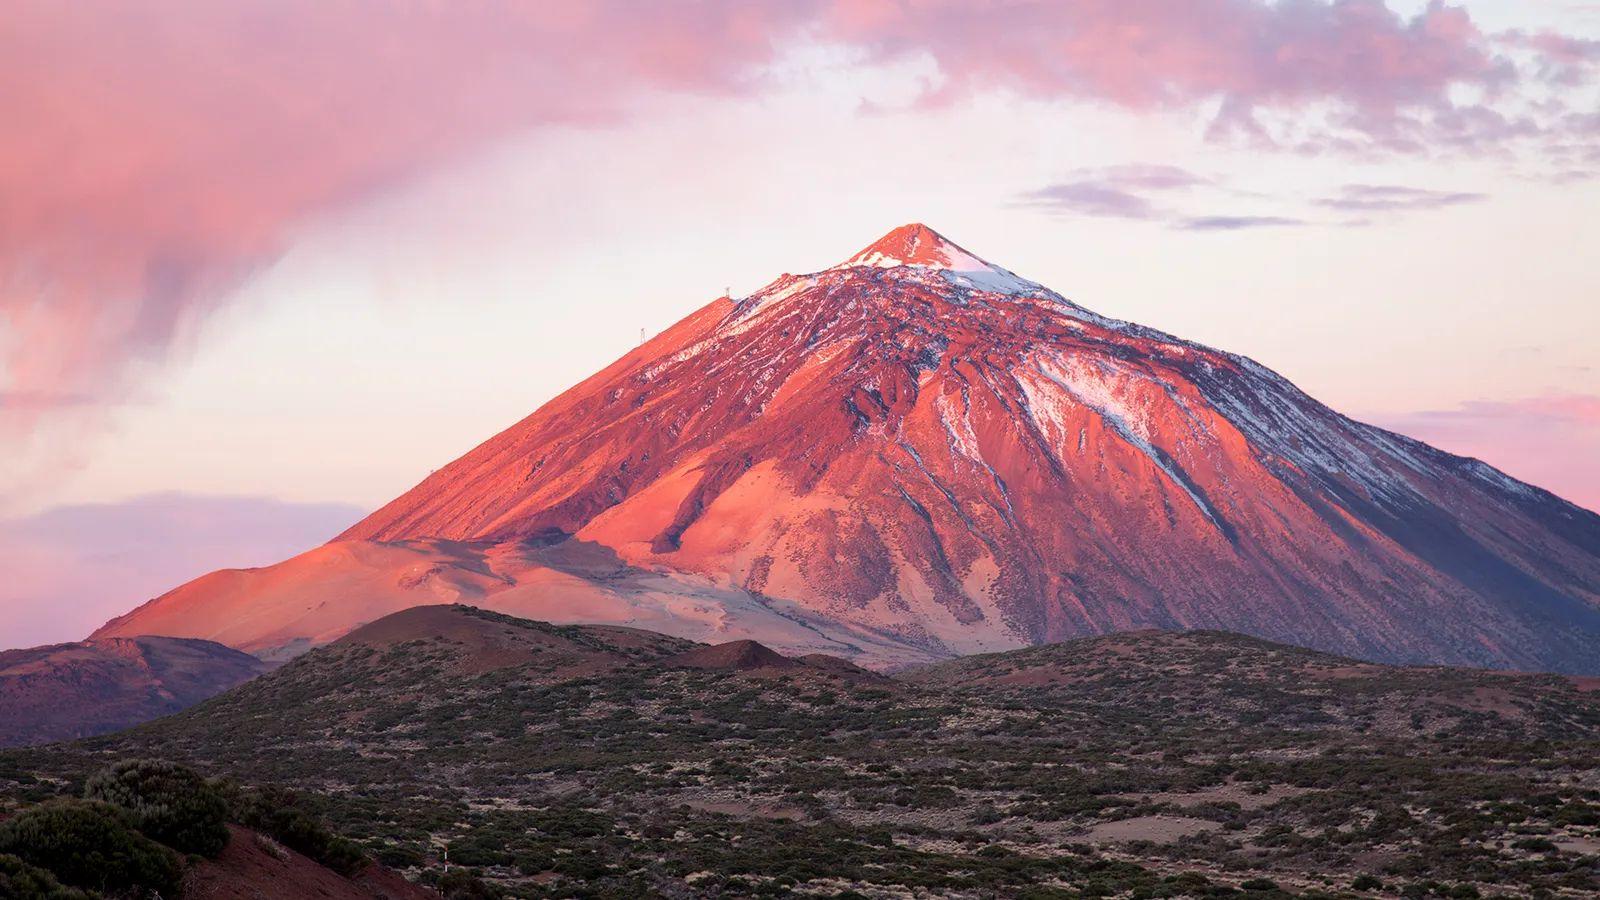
[438,868,502,899]
[223,784,366,876]
[376,843,426,869]
[0,853,93,900]
[84,758,231,857]
[1351,874,1384,891]
[0,800,182,897]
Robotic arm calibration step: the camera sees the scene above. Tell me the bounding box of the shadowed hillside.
[0,636,267,748]
[4,606,1598,897]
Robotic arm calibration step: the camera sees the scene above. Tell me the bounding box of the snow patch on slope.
[940,266,1044,296]
[1023,358,1222,529]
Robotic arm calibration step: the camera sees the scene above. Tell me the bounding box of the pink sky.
[1,0,1597,647]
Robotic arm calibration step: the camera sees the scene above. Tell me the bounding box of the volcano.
[96,224,1600,672]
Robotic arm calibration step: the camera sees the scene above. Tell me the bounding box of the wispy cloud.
[1017,165,1211,220]
[1018,165,1305,231]
[1088,165,1210,191]
[1021,174,1494,230]
[1317,184,1489,212]
[1178,216,1308,231]
[1022,183,1159,219]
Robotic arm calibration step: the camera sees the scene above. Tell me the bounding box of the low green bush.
[438,868,502,899]
[0,853,93,900]
[0,800,181,897]
[84,758,230,857]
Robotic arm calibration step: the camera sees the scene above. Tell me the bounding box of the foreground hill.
[95,224,1600,673]
[12,605,1600,897]
[0,636,267,748]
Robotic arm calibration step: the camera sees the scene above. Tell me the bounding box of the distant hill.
[0,635,267,747]
[7,605,1597,897]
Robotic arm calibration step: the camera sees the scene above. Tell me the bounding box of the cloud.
[3,0,1592,468]
[1372,394,1600,513]
[1017,165,1209,219]
[1179,215,1309,231]
[829,0,1524,148]
[0,492,364,649]
[0,0,821,451]
[1501,30,1600,85]
[1018,166,1308,230]
[1021,169,1492,231]
[1019,185,1158,220]
[1316,184,1489,211]
[1089,165,1211,191]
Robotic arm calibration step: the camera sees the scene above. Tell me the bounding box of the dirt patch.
[184,825,436,899]
[1138,782,1309,811]
[1451,686,1527,719]
[1077,816,1221,844]
[681,798,807,821]
[1557,834,1600,855]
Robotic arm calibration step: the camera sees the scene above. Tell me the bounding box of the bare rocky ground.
[3,605,1597,898]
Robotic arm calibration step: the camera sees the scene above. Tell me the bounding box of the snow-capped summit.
[830,223,1043,295]
[96,224,1600,674]
[832,223,988,270]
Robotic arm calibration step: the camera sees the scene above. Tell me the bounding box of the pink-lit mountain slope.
[97,225,1600,672]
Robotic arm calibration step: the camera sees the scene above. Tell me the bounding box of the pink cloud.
[1501,30,1600,85]
[1,0,1589,467]
[826,0,1515,148]
[1374,394,1600,513]
[0,493,363,649]
[0,0,819,438]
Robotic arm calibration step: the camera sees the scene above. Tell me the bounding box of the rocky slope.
[95,224,1600,672]
[0,636,267,747]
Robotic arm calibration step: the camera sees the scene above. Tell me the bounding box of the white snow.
[1200,367,1430,507]
[936,391,984,463]
[1024,358,1222,529]
[828,230,1046,297]
[940,266,1044,296]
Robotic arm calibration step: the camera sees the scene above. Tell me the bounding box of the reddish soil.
[183,825,436,899]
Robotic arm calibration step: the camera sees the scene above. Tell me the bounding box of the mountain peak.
[828,223,1043,295]
[95,224,1600,676]
[834,223,989,271]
